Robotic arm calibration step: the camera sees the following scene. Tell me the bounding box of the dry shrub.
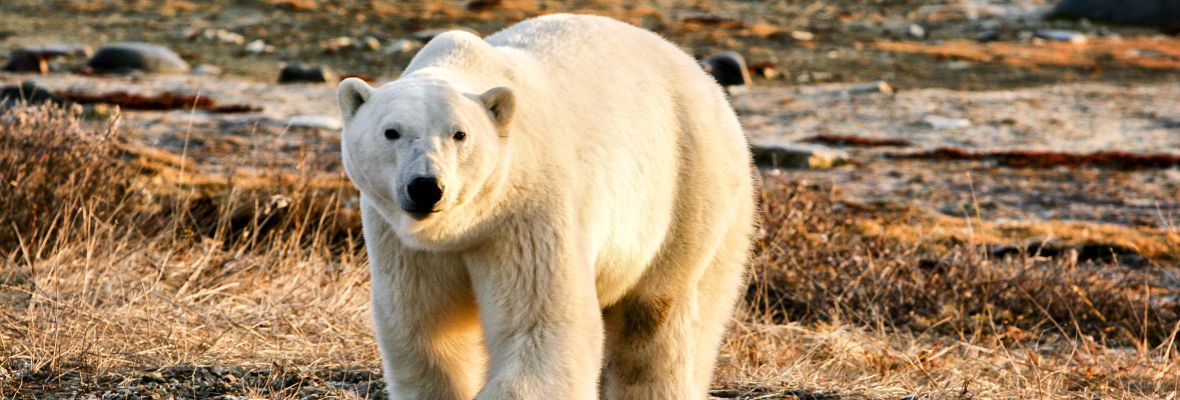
[749,174,1179,348]
[0,105,373,398]
[0,105,137,253]
[720,173,1180,398]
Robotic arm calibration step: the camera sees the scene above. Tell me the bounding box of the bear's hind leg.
[600,228,750,399]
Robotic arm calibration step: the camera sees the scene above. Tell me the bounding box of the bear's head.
[337,75,515,249]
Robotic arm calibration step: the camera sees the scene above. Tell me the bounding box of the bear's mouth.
[401,205,440,220]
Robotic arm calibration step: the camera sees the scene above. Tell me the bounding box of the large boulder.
[87,42,190,74]
[1048,0,1180,27]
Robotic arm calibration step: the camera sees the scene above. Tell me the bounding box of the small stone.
[908,24,926,39]
[975,31,1002,43]
[191,64,223,76]
[361,36,381,51]
[204,28,245,44]
[750,141,849,169]
[284,115,342,130]
[919,115,973,129]
[278,64,336,83]
[383,39,420,55]
[1035,29,1087,45]
[841,81,895,95]
[87,42,190,74]
[747,62,779,79]
[1164,118,1180,128]
[244,39,272,54]
[700,51,751,88]
[789,30,815,41]
[322,37,354,53]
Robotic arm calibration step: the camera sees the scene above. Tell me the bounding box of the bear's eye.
[452,131,466,141]
[383,128,400,140]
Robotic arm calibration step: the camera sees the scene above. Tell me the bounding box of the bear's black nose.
[406,177,443,211]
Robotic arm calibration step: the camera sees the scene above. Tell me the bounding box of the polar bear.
[337,14,756,400]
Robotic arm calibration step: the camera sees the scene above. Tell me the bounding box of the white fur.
[338,14,756,400]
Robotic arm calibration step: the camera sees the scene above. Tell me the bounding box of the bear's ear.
[337,78,374,123]
[479,86,515,136]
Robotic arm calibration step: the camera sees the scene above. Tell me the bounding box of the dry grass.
[1,106,1178,398]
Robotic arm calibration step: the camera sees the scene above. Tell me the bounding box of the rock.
[87,42,190,74]
[1164,118,1180,128]
[361,36,381,51]
[789,30,815,42]
[191,64,223,76]
[3,44,92,74]
[322,37,354,53]
[0,81,67,108]
[277,64,336,83]
[383,39,420,55]
[750,141,849,169]
[1035,29,1087,44]
[700,51,752,88]
[919,115,972,129]
[200,28,246,44]
[243,39,275,54]
[284,115,342,130]
[841,81,895,96]
[1048,0,1180,27]
[908,24,926,39]
[467,0,503,12]
[747,62,779,79]
[975,31,1002,43]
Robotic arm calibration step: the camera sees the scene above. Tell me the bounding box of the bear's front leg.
[363,207,486,400]
[465,220,604,399]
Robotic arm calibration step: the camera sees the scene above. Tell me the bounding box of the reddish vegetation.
[894,147,1180,169]
[877,36,1180,70]
[803,134,911,147]
[60,90,260,113]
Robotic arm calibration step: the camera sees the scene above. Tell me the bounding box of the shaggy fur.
[337,14,756,400]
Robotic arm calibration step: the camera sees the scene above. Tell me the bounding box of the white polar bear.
[337,14,756,400]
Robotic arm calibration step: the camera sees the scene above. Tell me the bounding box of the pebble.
[361,36,381,51]
[908,24,926,39]
[284,115,342,130]
[1035,29,1088,45]
[841,81,895,96]
[700,51,751,88]
[789,30,815,42]
[322,37,354,53]
[87,42,191,74]
[199,28,246,44]
[191,64,223,76]
[383,39,421,55]
[750,141,849,169]
[243,39,273,54]
[975,31,1002,43]
[919,115,973,129]
[277,64,336,83]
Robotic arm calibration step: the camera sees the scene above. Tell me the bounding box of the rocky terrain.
[2,0,1179,399]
